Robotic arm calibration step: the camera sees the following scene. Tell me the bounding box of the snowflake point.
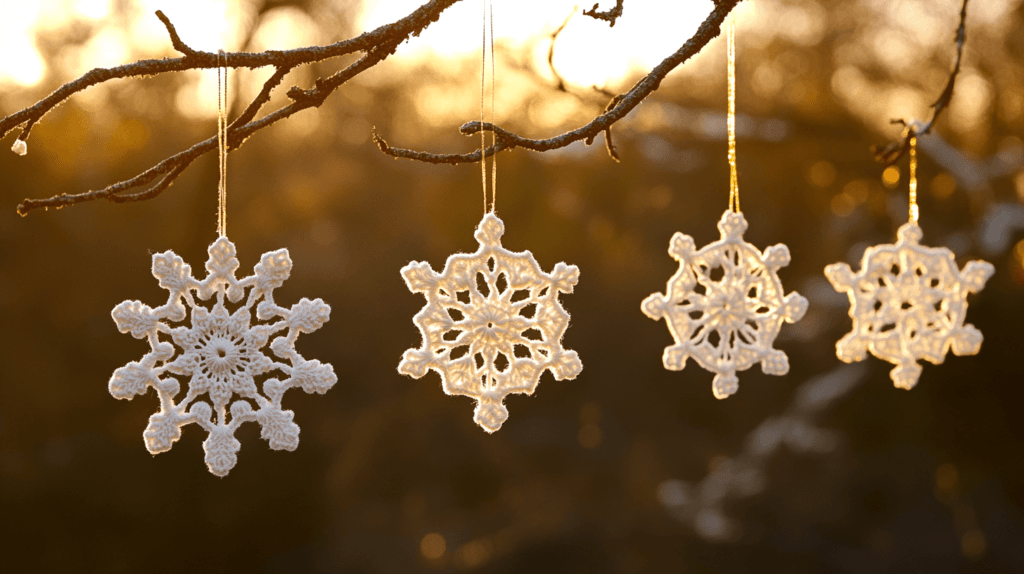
[717,210,748,239]
[824,262,855,292]
[712,373,739,399]
[475,212,505,247]
[473,401,509,433]
[950,324,984,356]
[896,222,923,245]
[782,293,809,323]
[890,363,923,390]
[669,232,696,260]
[763,244,791,271]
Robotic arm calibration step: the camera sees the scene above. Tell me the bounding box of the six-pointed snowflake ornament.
[399,213,582,432]
[109,237,337,476]
[824,222,994,390]
[642,210,808,399]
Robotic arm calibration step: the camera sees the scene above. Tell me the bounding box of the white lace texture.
[825,222,994,390]
[399,213,582,433]
[110,237,337,476]
[642,210,808,399]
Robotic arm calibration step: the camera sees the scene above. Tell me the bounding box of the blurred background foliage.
[1,0,1024,572]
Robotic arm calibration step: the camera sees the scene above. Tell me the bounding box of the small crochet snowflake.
[642,210,808,399]
[824,222,994,390]
[399,213,582,432]
[110,237,336,476]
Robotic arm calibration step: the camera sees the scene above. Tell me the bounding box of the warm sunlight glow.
[358,0,714,89]
[0,2,45,87]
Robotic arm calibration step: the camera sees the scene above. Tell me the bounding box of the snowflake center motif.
[642,210,808,399]
[824,222,994,390]
[109,236,337,476]
[399,212,582,433]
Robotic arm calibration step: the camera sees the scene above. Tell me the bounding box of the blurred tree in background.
[1,0,1023,572]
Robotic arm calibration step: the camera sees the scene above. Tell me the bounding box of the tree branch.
[9,0,461,215]
[873,0,969,167]
[375,0,743,164]
[582,0,625,27]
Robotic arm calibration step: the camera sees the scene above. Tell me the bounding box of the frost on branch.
[825,222,994,389]
[642,210,808,398]
[109,237,337,476]
[399,213,582,433]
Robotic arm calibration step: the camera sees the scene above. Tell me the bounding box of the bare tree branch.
[582,0,625,27]
[6,0,743,214]
[873,0,969,167]
[375,0,743,164]
[8,0,462,215]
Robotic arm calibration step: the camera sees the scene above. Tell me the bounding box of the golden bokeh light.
[930,172,956,200]
[881,166,900,189]
[843,180,871,204]
[961,529,987,560]
[807,160,837,188]
[420,532,446,560]
[830,192,856,217]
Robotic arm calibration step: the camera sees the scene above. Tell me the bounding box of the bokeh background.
[2,0,1024,572]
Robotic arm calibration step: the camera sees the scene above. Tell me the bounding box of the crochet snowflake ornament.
[399,212,582,432]
[109,237,337,476]
[642,210,808,399]
[824,222,994,390]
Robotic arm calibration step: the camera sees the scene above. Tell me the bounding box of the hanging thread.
[727,18,740,213]
[217,50,229,238]
[908,135,919,223]
[480,0,497,214]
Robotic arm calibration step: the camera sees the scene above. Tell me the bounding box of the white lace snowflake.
[399,213,582,433]
[642,210,808,399]
[109,237,337,476]
[824,222,994,390]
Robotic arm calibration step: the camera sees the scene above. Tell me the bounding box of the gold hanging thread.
[727,18,740,214]
[908,135,919,223]
[217,50,228,238]
[480,0,497,214]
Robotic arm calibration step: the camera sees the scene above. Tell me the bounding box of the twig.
[547,8,577,92]
[873,0,969,167]
[582,0,625,27]
[154,10,197,57]
[376,0,743,164]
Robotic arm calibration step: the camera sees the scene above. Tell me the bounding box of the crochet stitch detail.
[824,222,994,389]
[642,210,808,398]
[399,213,582,432]
[110,237,337,476]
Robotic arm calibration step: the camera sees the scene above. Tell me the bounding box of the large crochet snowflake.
[824,222,994,390]
[399,213,582,432]
[109,237,336,476]
[642,210,808,399]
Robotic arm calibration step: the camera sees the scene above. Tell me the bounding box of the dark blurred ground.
[1,1,1024,572]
